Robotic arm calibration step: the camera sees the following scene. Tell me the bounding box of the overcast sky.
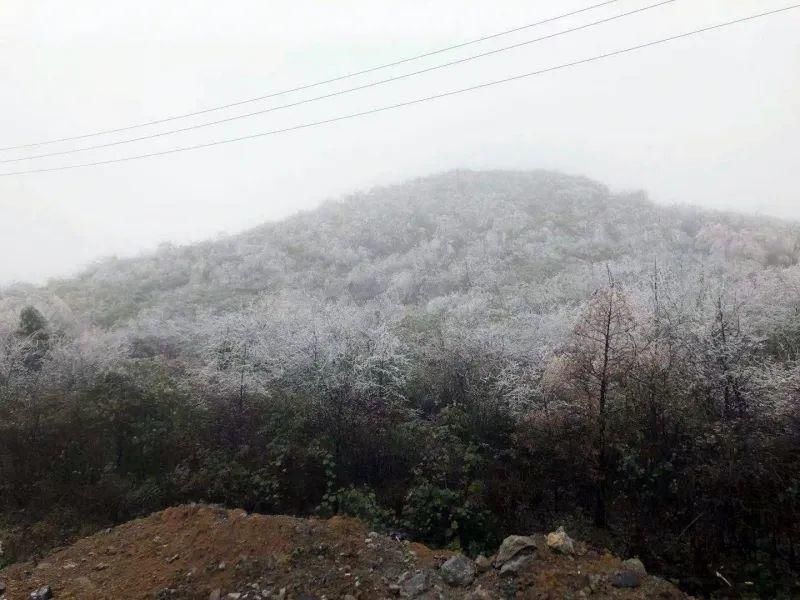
[0,0,798,284]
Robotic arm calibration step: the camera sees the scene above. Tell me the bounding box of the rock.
[587,573,604,592]
[0,581,5,594]
[93,562,109,571]
[545,526,574,555]
[499,554,533,577]
[397,569,434,597]
[622,557,647,576]
[464,585,494,599]
[611,570,642,588]
[389,530,411,542]
[474,554,492,573]
[494,535,536,566]
[225,593,242,600]
[209,590,222,600]
[29,586,53,600]
[439,554,476,586]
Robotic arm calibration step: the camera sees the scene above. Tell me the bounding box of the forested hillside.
[1,170,799,597]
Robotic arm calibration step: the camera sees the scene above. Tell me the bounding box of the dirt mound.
[0,504,689,599]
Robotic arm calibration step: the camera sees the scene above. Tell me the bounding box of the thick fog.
[0,0,798,284]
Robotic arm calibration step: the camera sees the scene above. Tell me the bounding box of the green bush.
[318,485,392,530]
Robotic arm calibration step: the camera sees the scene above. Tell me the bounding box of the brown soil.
[0,504,690,599]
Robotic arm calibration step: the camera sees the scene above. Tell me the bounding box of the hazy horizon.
[1,0,798,284]
[3,167,798,288]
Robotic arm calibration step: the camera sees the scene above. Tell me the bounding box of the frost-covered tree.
[559,272,638,526]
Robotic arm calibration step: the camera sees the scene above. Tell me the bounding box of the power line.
[2,4,797,177]
[1,0,675,164]
[0,0,623,152]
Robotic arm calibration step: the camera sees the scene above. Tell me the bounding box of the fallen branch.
[677,512,705,539]
[715,571,733,588]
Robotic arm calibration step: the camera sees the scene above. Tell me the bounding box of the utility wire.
[1,0,675,164]
[1,4,797,177]
[0,0,622,152]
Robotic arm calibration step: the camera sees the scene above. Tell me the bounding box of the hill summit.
[5,169,798,327]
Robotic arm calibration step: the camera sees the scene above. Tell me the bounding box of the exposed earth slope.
[0,504,687,600]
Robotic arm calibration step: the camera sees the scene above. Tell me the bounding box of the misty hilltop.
[4,169,799,329]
